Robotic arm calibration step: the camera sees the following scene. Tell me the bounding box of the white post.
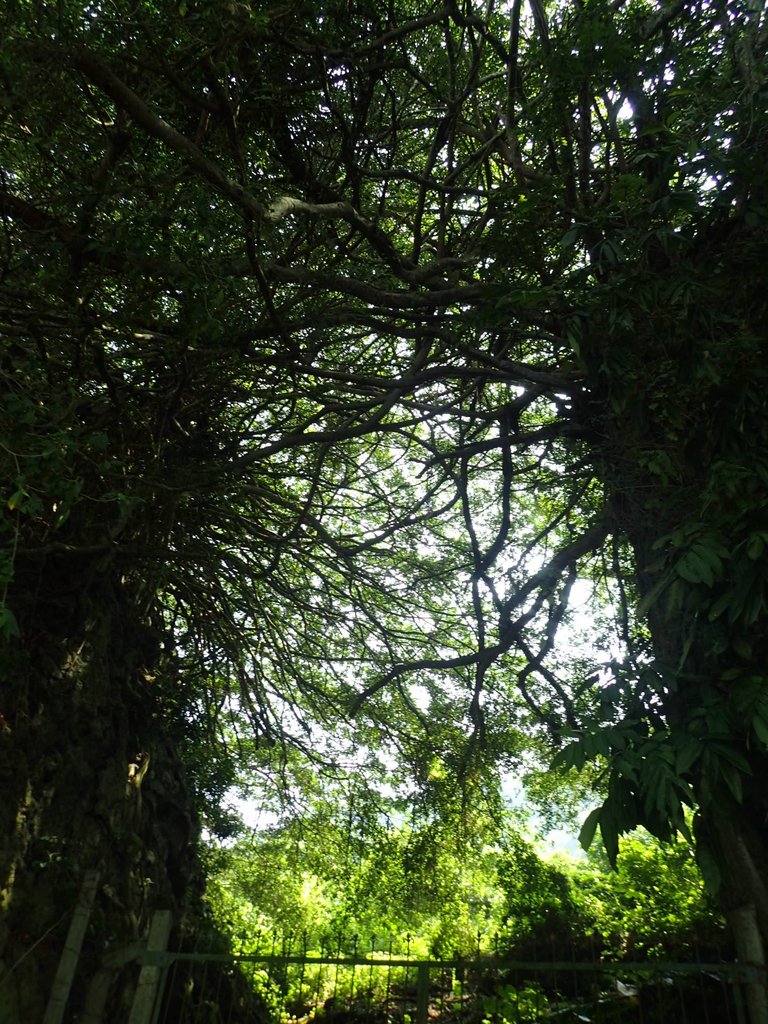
[128,910,173,1024]
[43,868,101,1024]
[729,904,768,1024]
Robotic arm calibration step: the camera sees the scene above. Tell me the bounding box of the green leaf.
[7,488,27,512]
[637,575,670,618]
[747,534,765,560]
[560,226,581,249]
[599,813,620,868]
[0,606,20,639]
[752,715,768,747]
[719,762,743,803]
[696,847,722,895]
[712,744,751,774]
[578,807,602,852]
[708,591,733,621]
[552,739,585,772]
[732,636,752,660]
[675,737,702,775]
[675,548,712,585]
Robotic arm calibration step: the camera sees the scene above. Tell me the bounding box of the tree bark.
[0,550,201,1023]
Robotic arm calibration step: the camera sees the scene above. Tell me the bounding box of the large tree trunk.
[0,549,200,1022]
[607,483,768,1024]
[587,212,768,1018]
[630,531,768,942]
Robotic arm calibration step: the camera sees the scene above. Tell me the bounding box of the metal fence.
[137,929,757,1024]
[36,884,761,1023]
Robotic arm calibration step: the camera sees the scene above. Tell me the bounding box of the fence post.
[730,905,768,1024]
[128,910,173,1024]
[43,868,101,1024]
[415,962,430,1024]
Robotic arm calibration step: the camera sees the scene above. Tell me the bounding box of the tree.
[204,781,509,960]
[572,828,726,960]
[2,0,767,1019]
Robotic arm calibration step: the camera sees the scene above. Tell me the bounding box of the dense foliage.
[1,0,767,1019]
[202,810,725,1022]
[205,810,723,962]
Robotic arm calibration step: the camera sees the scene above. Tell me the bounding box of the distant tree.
[495,832,585,956]
[573,829,726,959]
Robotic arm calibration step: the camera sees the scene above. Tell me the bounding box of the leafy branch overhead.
[3,1,613,741]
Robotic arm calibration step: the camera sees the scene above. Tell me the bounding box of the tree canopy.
[2,0,768,1019]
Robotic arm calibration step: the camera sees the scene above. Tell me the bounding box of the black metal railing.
[145,941,757,1024]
